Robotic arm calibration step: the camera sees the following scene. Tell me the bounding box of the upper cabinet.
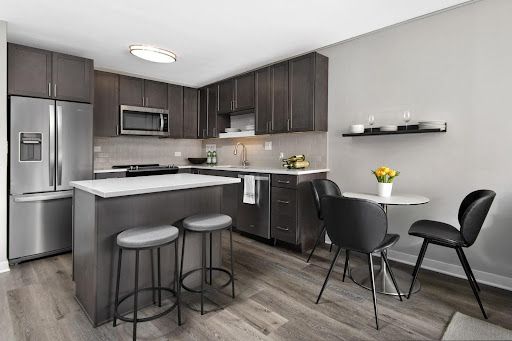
[94,71,119,137]
[269,61,290,133]
[119,76,168,109]
[288,53,328,132]
[216,72,255,115]
[168,84,184,138]
[8,43,93,103]
[183,87,199,139]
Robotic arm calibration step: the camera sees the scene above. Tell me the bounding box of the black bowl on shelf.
[188,157,207,165]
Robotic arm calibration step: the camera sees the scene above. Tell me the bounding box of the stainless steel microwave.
[120,105,170,137]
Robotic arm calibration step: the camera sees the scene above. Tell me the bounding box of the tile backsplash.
[94,136,203,169]
[94,132,327,170]
[202,132,327,169]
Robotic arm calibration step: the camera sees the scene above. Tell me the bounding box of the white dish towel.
[243,175,256,204]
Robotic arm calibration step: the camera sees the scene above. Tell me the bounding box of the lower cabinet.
[271,172,326,252]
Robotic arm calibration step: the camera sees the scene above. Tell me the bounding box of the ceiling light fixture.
[129,45,176,63]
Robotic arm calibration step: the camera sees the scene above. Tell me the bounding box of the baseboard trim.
[0,260,10,273]
[387,249,512,292]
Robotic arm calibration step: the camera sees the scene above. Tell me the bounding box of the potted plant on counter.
[372,166,400,197]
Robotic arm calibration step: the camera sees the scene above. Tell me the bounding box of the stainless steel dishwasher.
[236,173,271,239]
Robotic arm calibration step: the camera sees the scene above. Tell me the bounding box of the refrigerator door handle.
[49,104,55,187]
[57,105,63,186]
[13,191,73,203]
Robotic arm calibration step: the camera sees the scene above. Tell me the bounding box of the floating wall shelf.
[342,124,446,137]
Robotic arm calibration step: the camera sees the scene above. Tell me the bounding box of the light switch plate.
[174,151,182,157]
[279,152,285,160]
[94,146,101,153]
[264,141,272,150]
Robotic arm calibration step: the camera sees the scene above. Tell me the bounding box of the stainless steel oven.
[120,105,170,136]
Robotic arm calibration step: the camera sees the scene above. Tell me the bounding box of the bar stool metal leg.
[201,233,206,315]
[151,249,156,304]
[157,247,162,307]
[179,230,186,288]
[209,232,213,285]
[230,227,235,298]
[133,250,140,341]
[113,248,123,327]
[175,240,182,325]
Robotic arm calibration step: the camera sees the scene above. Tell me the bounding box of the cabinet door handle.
[203,128,206,138]
[48,83,51,97]
[287,118,291,131]
[277,200,290,205]
[146,97,149,107]
[142,96,145,106]
[116,125,119,136]
[277,180,290,184]
[275,226,289,231]
[54,84,57,97]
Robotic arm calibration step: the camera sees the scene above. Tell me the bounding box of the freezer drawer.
[9,191,72,262]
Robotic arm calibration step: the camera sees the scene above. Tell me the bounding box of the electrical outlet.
[94,146,101,153]
[205,144,217,152]
[264,141,272,150]
[174,151,182,157]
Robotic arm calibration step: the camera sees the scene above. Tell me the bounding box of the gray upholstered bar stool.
[113,225,181,341]
[179,213,235,315]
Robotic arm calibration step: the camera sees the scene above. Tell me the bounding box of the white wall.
[320,0,512,290]
[0,21,9,273]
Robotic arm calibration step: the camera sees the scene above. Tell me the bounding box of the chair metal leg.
[133,250,140,341]
[113,248,122,327]
[459,248,480,292]
[175,240,182,325]
[306,222,326,263]
[382,251,402,301]
[456,247,488,319]
[329,243,333,253]
[316,246,342,304]
[368,253,379,330]
[209,232,213,285]
[201,233,206,315]
[157,247,162,307]
[407,239,429,299]
[229,227,235,298]
[342,250,350,282]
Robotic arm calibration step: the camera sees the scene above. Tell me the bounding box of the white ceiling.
[2,0,468,87]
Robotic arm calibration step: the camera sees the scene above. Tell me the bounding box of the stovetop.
[112,164,179,176]
[112,164,178,171]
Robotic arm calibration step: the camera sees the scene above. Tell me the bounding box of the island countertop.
[70,173,241,198]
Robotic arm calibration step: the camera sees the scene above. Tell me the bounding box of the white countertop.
[94,165,329,175]
[343,192,430,205]
[71,174,241,198]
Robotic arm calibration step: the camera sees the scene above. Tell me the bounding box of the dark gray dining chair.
[316,195,402,330]
[407,189,496,319]
[306,179,342,263]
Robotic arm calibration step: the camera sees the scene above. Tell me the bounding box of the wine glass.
[403,111,411,130]
[368,115,375,132]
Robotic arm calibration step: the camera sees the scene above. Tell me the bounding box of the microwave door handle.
[160,114,164,132]
[49,104,55,187]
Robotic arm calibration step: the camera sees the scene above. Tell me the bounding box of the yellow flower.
[376,170,385,177]
[388,170,396,177]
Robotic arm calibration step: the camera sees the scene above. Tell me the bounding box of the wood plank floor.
[1,232,511,340]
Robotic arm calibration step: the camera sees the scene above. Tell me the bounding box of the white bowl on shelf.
[244,124,255,131]
[224,128,241,133]
[380,125,398,132]
[349,124,365,134]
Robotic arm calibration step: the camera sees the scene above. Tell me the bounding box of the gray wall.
[320,0,512,289]
[0,21,8,273]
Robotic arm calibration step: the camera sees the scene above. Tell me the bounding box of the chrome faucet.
[234,142,249,167]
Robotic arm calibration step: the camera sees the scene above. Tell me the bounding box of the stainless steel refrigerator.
[9,96,93,263]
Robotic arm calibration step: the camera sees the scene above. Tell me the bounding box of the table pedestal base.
[350,263,420,296]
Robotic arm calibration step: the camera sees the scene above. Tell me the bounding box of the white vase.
[377,182,393,197]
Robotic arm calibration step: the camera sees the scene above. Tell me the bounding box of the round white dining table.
[342,192,430,296]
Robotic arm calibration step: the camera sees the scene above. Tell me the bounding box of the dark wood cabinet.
[198,88,208,139]
[93,71,119,137]
[183,87,198,139]
[289,53,328,132]
[52,52,93,103]
[8,43,93,103]
[119,75,144,107]
[8,44,52,98]
[168,84,184,138]
[270,61,289,133]
[234,72,255,111]
[216,72,255,115]
[271,172,326,252]
[217,79,234,114]
[255,67,271,135]
[144,80,168,109]
[207,84,220,137]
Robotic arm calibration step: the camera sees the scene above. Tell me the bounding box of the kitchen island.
[70,173,240,326]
